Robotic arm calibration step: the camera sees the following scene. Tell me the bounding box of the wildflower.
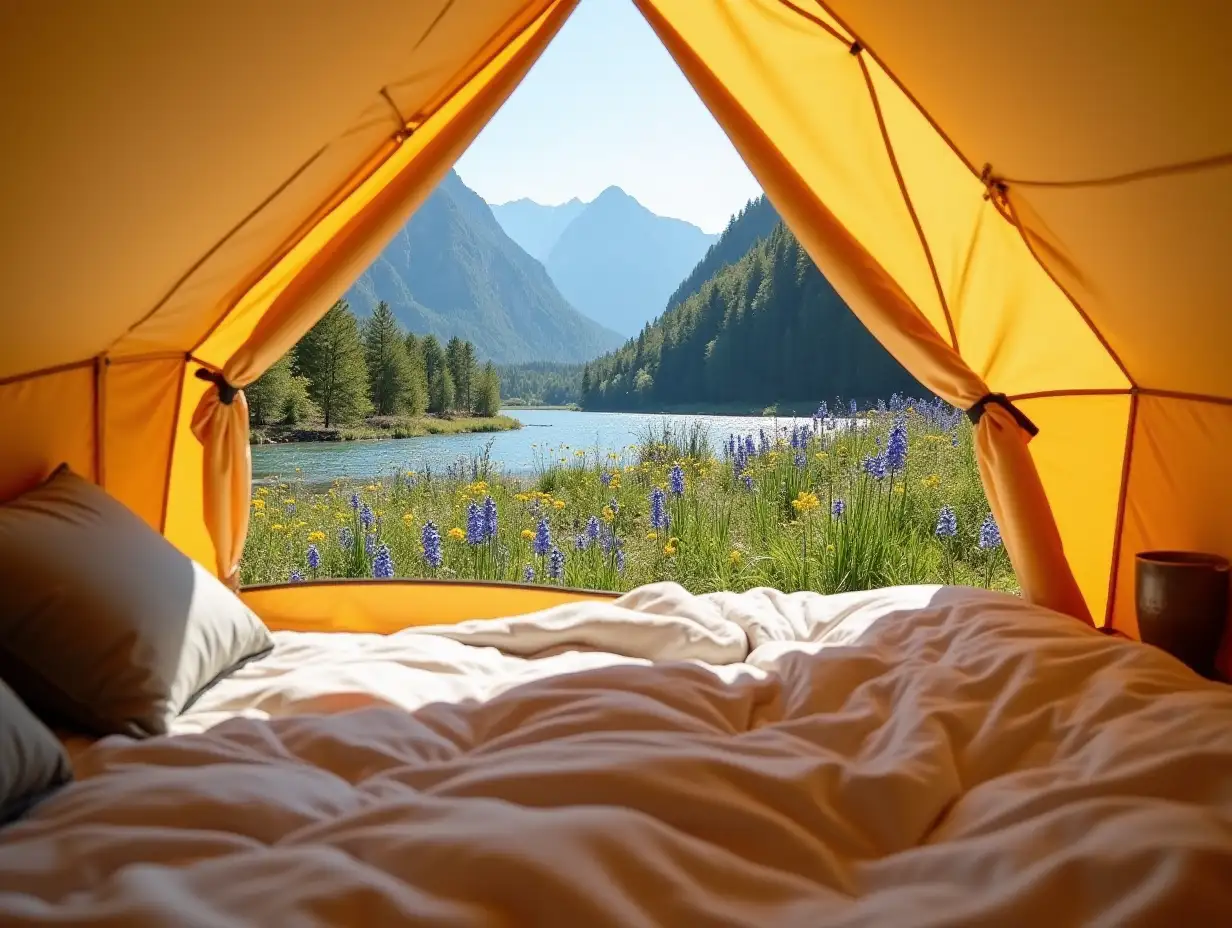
[422,521,443,568]
[664,537,679,556]
[289,570,304,583]
[650,487,670,530]
[284,498,296,507]
[729,549,742,565]
[815,401,829,419]
[360,503,374,531]
[521,528,535,540]
[615,549,626,573]
[548,546,565,580]
[794,451,807,468]
[307,530,326,542]
[600,471,613,487]
[791,491,821,513]
[601,505,616,523]
[646,531,658,541]
[257,486,269,496]
[741,474,754,491]
[885,417,908,473]
[894,485,904,494]
[522,565,535,582]
[252,510,265,519]
[515,493,530,503]
[921,474,941,489]
[533,518,552,557]
[252,498,265,510]
[815,451,828,461]
[586,515,601,544]
[350,492,360,511]
[466,502,486,545]
[272,523,285,532]
[849,399,858,415]
[832,498,846,518]
[863,453,888,480]
[306,544,320,571]
[552,499,566,510]
[744,435,756,458]
[574,533,588,551]
[339,526,353,549]
[936,505,958,538]
[826,544,835,554]
[979,513,1002,549]
[372,544,395,579]
[448,527,465,541]
[608,498,620,515]
[609,474,621,489]
[402,512,415,524]
[365,532,376,557]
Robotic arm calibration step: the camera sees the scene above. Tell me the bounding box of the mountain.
[345,171,623,364]
[489,197,585,263]
[665,195,781,310]
[543,187,718,337]
[581,203,922,410]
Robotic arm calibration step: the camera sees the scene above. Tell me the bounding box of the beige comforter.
[2,583,1231,925]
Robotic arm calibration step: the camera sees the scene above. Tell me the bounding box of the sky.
[454,0,761,233]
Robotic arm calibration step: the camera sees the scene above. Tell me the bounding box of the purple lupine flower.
[849,399,858,416]
[306,543,320,571]
[482,496,498,541]
[816,401,829,420]
[285,502,296,516]
[863,453,888,480]
[586,515,601,544]
[744,435,756,459]
[371,544,394,579]
[364,532,376,557]
[936,506,958,538]
[548,546,565,580]
[889,393,904,412]
[599,524,615,554]
[832,498,845,518]
[608,498,619,516]
[650,487,670,530]
[615,548,626,573]
[794,450,807,468]
[349,492,360,511]
[668,463,685,496]
[532,517,552,557]
[289,569,304,583]
[421,521,443,568]
[741,474,754,491]
[360,503,374,531]
[885,417,909,473]
[339,525,354,550]
[600,471,613,487]
[522,565,535,582]
[758,429,768,454]
[877,398,887,413]
[727,434,736,459]
[978,513,1002,549]
[574,533,588,551]
[466,501,485,545]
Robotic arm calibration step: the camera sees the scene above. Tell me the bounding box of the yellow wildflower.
[826,544,835,554]
[601,506,615,523]
[294,520,307,529]
[791,491,821,513]
[552,499,566,510]
[375,510,384,518]
[609,474,621,489]
[921,474,941,489]
[402,512,415,523]
[336,512,348,523]
[271,523,285,532]
[278,483,288,489]
[728,549,742,565]
[252,498,265,509]
[295,467,302,473]
[574,449,585,457]
[448,527,465,540]
[256,486,269,496]
[518,528,533,540]
[893,485,905,494]
[664,537,679,556]
[646,531,658,541]
[308,531,326,542]
[252,510,265,519]
[405,470,416,477]
[815,451,829,460]
[515,493,530,502]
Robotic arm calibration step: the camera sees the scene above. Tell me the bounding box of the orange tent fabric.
[1,1,1228,649]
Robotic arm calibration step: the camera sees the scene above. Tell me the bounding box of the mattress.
[4,582,1232,926]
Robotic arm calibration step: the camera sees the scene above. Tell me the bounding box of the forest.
[248,300,502,428]
[581,213,921,411]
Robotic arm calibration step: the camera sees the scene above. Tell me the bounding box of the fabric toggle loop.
[849,40,863,55]
[194,367,239,405]
[967,393,1038,437]
[979,163,1010,210]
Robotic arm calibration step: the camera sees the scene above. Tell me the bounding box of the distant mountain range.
[345,171,623,365]
[492,186,717,337]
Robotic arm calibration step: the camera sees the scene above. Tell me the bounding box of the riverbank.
[251,414,521,444]
[579,400,837,417]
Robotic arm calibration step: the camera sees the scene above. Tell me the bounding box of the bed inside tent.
[1,1,1231,924]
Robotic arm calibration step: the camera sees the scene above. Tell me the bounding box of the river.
[252,408,823,483]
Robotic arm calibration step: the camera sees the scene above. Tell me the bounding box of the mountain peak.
[593,185,635,205]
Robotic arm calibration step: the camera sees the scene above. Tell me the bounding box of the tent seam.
[1008,388,1131,402]
[1104,391,1139,627]
[93,355,107,486]
[159,357,189,534]
[0,358,94,388]
[856,51,960,352]
[1001,150,1232,189]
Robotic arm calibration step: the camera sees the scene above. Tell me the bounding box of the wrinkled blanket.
[3,583,1231,926]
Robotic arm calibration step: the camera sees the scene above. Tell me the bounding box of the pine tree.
[403,331,429,417]
[294,300,371,427]
[429,367,455,415]
[581,363,592,399]
[362,301,414,416]
[247,354,294,426]
[445,337,466,412]
[421,334,445,386]
[473,362,502,417]
[459,341,477,412]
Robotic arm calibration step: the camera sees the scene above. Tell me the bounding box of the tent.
[1,1,1228,648]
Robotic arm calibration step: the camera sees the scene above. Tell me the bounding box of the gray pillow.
[0,465,273,737]
[0,677,71,823]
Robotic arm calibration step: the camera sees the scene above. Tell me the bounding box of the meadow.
[241,396,1015,595]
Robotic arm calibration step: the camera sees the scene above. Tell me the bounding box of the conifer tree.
[445,337,467,412]
[294,300,371,427]
[429,366,455,415]
[473,362,501,417]
[362,301,414,416]
[402,331,429,417]
[247,354,293,427]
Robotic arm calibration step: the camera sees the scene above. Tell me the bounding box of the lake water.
[252,408,824,483]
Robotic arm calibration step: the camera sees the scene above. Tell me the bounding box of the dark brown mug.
[1135,551,1229,680]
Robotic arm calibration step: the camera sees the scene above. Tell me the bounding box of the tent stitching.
[93,356,106,486]
[1008,388,1132,402]
[1104,391,1140,625]
[0,358,94,388]
[856,50,960,351]
[1000,149,1232,188]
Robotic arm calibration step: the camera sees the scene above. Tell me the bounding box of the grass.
[241,398,1015,596]
[251,414,521,444]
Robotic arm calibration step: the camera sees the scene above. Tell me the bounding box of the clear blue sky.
[455,0,761,233]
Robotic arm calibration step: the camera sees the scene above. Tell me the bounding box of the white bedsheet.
[4,583,1232,926]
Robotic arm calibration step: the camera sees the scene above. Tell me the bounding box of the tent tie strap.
[966,393,1039,437]
[194,367,239,405]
